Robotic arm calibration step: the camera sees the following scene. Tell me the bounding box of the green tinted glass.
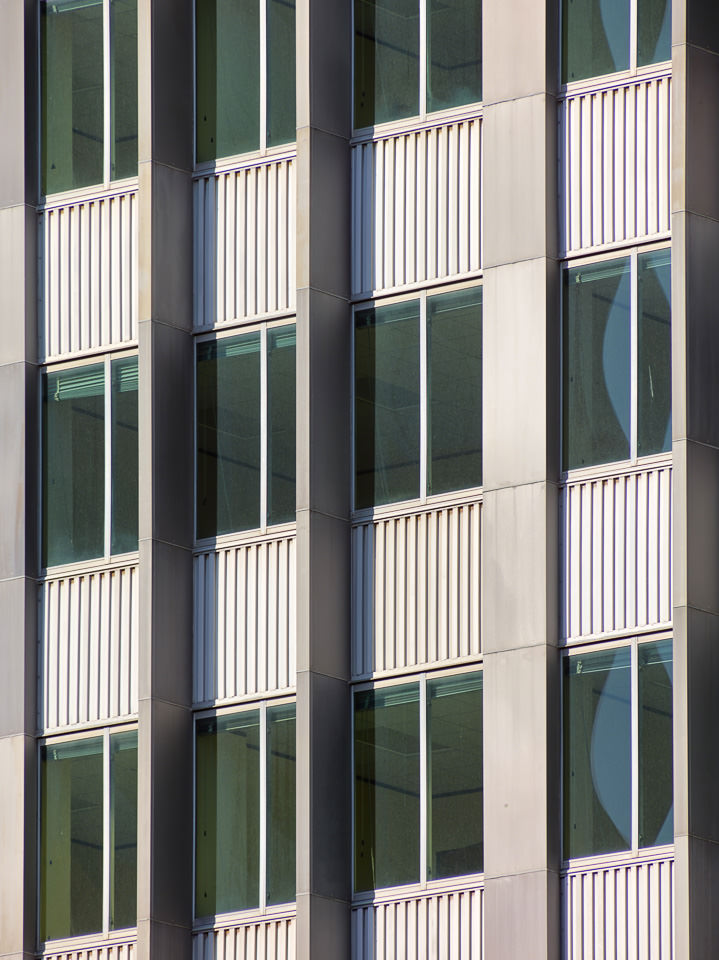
[267,704,296,905]
[354,0,420,128]
[427,0,482,113]
[268,326,296,525]
[562,0,630,83]
[637,250,671,457]
[110,731,138,929]
[267,0,296,146]
[111,357,139,554]
[110,0,138,180]
[637,0,670,66]
[638,640,673,847]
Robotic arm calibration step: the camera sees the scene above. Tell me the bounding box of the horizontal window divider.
[40,928,137,955]
[351,873,484,908]
[560,61,672,101]
[562,843,675,876]
[40,342,140,369]
[193,522,296,556]
[351,488,482,526]
[194,310,297,337]
[192,146,297,180]
[193,689,297,715]
[192,904,297,933]
[39,179,139,212]
[561,624,673,650]
[41,552,139,583]
[352,271,484,306]
[351,103,483,146]
[561,451,672,487]
[561,233,673,264]
[38,714,139,739]
[351,657,484,688]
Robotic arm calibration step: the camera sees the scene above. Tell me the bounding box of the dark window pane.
[638,250,671,457]
[40,737,104,940]
[43,365,105,567]
[354,684,420,891]
[637,0,670,66]
[196,0,260,161]
[197,334,262,538]
[42,0,104,194]
[639,640,673,847]
[267,704,296,905]
[268,326,296,525]
[111,0,138,180]
[562,0,630,83]
[428,287,482,495]
[355,302,421,508]
[354,0,419,128]
[267,0,296,146]
[563,647,631,858]
[110,731,137,929]
[427,0,482,113]
[427,673,483,879]
[563,258,631,470]
[195,712,261,915]
[111,357,139,554]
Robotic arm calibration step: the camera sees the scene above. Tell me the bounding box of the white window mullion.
[104,356,113,556]
[103,0,112,183]
[630,0,638,72]
[419,0,427,117]
[631,639,640,851]
[630,251,638,461]
[260,327,269,529]
[259,703,268,911]
[260,0,268,151]
[419,676,428,884]
[420,295,428,499]
[103,729,112,934]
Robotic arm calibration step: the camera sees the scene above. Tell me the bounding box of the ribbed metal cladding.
[193,534,296,705]
[192,919,296,960]
[563,855,674,959]
[38,565,139,732]
[352,501,481,678]
[351,115,482,297]
[42,941,136,960]
[38,189,138,361]
[560,73,671,254]
[352,887,484,960]
[561,464,672,642]
[193,155,296,329]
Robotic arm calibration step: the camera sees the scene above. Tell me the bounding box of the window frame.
[351,665,484,901]
[39,349,139,575]
[560,631,674,867]
[37,724,138,949]
[192,696,297,925]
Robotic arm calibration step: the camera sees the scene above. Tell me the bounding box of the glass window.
[40,731,137,942]
[267,327,297,526]
[196,0,296,163]
[41,0,138,195]
[42,357,139,567]
[354,0,481,128]
[355,287,482,509]
[195,702,296,917]
[354,672,483,893]
[562,250,671,471]
[563,639,673,859]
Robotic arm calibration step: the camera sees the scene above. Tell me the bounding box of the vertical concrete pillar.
[672,3,719,956]
[0,2,38,959]
[136,2,194,957]
[481,2,561,958]
[294,1,352,956]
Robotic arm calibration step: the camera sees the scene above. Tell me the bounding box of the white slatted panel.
[560,73,671,254]
[39,566,139,732]
[352,116,482,296]
[563,855,674,960]
[561,465,672,642]
[352,502,481,678]
[43,941,135,960]
[194,155,296,329]
[39,190,138,360]
[194,535,296,704]
[353,887,483,960]
[193,918,295,960]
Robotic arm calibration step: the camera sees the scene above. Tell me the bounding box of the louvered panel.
[42,940,135,960]
[38,565,139,732]
[38,190,138,360]
[192,917,296,960]
[194,534,296,705]
[560,73,671,254]
[352,501,481,678]
[194,155,296,329]
[352,116,482,296]
[561,464,672,642]
[563,855,674,960]
[353,887,483,960]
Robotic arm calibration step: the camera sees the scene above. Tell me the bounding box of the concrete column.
[136,2,194,958]
[481,3,561,958]
[0,2,38,959]
[672,3,719,956]
[294,1,352,957]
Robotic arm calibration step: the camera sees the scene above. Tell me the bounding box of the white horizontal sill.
[194,522,297,556]
[352,487,483,526]
[39,178,139,211]
[40,926,136,956]
[561,622,673,649]
[353,269,484,306]
[193,687,297,712]
[193,902,296,931]
[561,451,672,486]
[41,551,139,582]
[563,843,674,875]
[193,145,297,179]
[352,872,484,907]
[560,61,671,100]
[38,713,139,738]
[561,232,672,262]
[41,340,140,367]
[351,102,483,145]
[352,654,483,685]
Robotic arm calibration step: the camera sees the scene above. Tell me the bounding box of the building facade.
[0,0,716,958]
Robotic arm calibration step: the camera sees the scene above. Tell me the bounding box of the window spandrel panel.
[563,258,631,470]
[427,673,483,880]
[355,302,421,509]
[637,0,670,66]
[111,357,139,554]
[354,0,420,128]
[639,640,673,847]
[354,684,421,891]
[428,287,482,495]
[41,0,104,195]
[43,365,105,567]
[563,647,632,859]
[110,731,138,929]
[427,0,482,113]
[197,334,262,538]
[267,0,296,146]
[266,704,296,905]
[562,0,630,83]
[196,0,260,162]
[268,327,296,526]
[195,713,261,916]
[638,250,671,457]
[40,737,104,941]
[110,0,138,180]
